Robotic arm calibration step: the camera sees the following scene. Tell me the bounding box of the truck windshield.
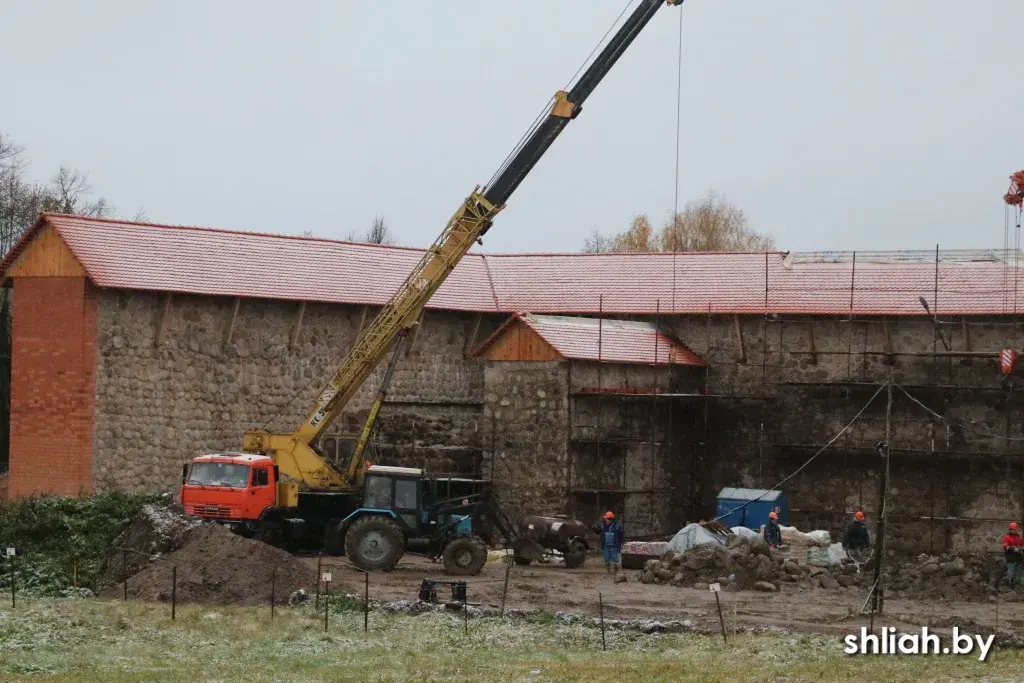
[187,462,251,488]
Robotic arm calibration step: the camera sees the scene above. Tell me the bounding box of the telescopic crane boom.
[242,0,685,493]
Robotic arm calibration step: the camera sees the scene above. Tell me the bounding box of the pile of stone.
[637,534,868,593]
[885,552,1006,601]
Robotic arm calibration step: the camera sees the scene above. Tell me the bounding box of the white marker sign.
[709,582,721,593]
[5,548,13,557]
[321,572,332,583]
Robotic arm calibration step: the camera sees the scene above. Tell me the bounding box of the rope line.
[896,383,1024,441]
[710,381,890,524]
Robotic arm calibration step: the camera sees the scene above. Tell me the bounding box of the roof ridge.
[481,250,788,258]
[41,213,440,254]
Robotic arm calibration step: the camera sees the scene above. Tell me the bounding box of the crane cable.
[670,3,684,314]
[486,0,637,192]
[265,2,645,432]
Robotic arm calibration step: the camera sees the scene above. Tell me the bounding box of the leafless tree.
[347,215,396,245]
[582,229,614,254]
[40,166,114,218]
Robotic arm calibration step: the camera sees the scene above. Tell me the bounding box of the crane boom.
[243,0,684,492]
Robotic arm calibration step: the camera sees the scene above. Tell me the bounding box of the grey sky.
[3,1,1022,254]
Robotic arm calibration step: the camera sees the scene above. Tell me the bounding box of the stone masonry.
[4,264,1022,553]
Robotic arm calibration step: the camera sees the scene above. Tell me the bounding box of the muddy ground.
[106,507,1024,638]
[309,553,1024,638]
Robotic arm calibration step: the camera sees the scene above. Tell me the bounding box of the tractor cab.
[337,465,515,575]
[360,465,426,533]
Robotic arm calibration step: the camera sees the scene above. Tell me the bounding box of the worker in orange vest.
[1003,522,1024,587]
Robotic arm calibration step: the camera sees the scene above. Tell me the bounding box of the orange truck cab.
[180,453,277,533]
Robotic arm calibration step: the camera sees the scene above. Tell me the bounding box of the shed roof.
[3,214,1023,317]
[717,487,784,502]
[472,312,705,366]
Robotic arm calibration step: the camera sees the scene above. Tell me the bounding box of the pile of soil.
[107,523,321,605]
[637,535,869,593]
[100,503,202,585]
[886,552,1006,601]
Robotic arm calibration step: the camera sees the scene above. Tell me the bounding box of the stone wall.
[78,287,1024,553]
[661,314,1024,552]
[481,361,569,517]
[92,290,489,492]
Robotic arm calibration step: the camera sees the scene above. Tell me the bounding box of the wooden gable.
[478,319,564,362]
[6,224,86,278]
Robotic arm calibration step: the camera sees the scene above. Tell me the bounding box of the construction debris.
[100,507,317,605]
[637,534,868,592]
[99,503,201,585]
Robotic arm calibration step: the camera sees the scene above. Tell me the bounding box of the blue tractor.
[329,465,517,575]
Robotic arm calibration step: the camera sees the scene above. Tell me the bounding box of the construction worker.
[599,511,624,577]
[763,510,783,548]
[843,511,871,555]
[1003,522,1024,587]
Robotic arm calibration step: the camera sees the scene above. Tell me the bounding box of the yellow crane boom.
[242,0,684,495]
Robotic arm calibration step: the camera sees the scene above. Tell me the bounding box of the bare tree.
[40,166,114,218]
[582,192,774,253]
[347,215,396,245]
[582,229,614,254]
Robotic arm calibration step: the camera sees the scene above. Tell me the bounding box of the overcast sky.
[3,1,1023,254]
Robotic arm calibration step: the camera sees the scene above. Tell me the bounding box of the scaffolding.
[563,247,1024,549]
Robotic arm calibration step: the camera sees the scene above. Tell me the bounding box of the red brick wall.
[8,277,98,497]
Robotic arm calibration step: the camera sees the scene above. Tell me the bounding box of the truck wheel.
[344,516,404,571]
[323,518,344,557]
[255,513,286,549]
[564,540,587,569]
[513,554,533,566]
[442,536,488,576]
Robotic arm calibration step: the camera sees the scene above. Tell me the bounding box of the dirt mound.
[108,524,321,605]
[637,535,869,593]
[886,552,1005,601]
[100,503,202,585]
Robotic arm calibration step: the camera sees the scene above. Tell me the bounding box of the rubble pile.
[106,523,318,605]
[99,506,318,605]
[886,552,1006,601]
[99,503,202,585]
[637,534,869,593]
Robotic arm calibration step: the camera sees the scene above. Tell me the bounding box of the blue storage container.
[716,487,789,530]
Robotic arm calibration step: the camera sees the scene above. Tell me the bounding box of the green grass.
[0,599,1022,682]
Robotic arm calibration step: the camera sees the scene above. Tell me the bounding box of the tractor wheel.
[442,536,488,576]
[513,554,533,566]
[564,540,587,569]
[323,518,344,557]
[344,516,404,571]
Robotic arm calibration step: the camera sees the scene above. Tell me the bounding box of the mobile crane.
[181,0,685,574]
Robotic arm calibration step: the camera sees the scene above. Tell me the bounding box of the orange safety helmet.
[604,511,614,520]
[768,511,778,520]
[1011,522,1020,531]
[855,511,865,521]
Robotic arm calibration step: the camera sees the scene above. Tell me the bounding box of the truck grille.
[187,504,237,518]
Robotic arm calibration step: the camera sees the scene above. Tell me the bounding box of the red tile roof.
[474,313,705,366]
[2,214,1022,317]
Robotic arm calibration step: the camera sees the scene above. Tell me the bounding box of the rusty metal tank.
[518,515,588,547]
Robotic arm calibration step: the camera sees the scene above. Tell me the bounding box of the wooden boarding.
[6,225,86,278]
[480,320,563,362]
